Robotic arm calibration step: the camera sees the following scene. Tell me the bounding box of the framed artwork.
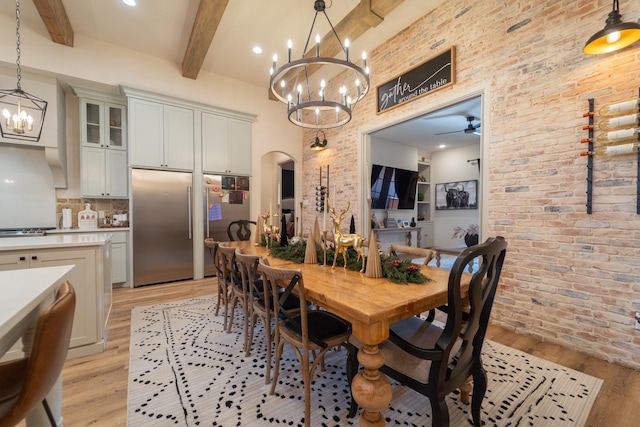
[435,180,478,210]
[402,220,410,227]
[396,218,404,227]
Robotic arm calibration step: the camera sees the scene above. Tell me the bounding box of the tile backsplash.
[56,198,129,229]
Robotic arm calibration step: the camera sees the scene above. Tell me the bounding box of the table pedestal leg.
[351,344,392,426]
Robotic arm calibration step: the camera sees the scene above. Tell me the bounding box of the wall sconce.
[310,130,327,151]
[583,0,640,55]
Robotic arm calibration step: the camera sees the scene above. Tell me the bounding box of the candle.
[272,54,277,72]
[345,38,350,61]
[321,80,325,101]
[316,34,320,57]
[269,200,273,226]
[277,183,281,205]
[287,39,292,62]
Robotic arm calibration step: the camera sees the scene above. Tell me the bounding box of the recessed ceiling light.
[439,144,446,149]
[252,46,263,54]
[122,0,136,6]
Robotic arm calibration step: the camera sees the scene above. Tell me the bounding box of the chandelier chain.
[15,0,22,90]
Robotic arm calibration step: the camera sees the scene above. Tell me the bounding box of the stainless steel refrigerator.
[132,169,194,287]
[203,174,251,276]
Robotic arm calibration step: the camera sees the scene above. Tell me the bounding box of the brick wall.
[302,0,640,369]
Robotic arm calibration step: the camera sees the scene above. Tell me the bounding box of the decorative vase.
[464,234,479,247]
[410,217,416,227]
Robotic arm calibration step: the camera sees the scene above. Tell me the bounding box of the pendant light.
[583,0,640,55]
[0,0,48,142]
[310,130,327,151]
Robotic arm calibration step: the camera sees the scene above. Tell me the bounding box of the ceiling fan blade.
[434,129,463,135]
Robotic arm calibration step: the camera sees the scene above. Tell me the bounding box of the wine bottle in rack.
[594,127,640,143]
[597,112,640,130]
[580,141,640,157]
[598,98,640,117]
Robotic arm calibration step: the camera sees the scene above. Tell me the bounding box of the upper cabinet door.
[164,105,194,170]
[227,119,251,175]
[202,112,228,173]
[81,100,104,147]
[129,98,164,168]
[106,104,126,150]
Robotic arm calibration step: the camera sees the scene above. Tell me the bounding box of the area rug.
[127,296,602,427]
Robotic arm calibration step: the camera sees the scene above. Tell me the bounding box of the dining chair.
[217,244,242,332]
[348,236,507,426]
[227,219,256,241]
[0,281,76,427]
[388,244,436,266]
[257,259,353,427]
[233,249,262,357]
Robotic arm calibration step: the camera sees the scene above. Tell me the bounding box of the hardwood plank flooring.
[22,278,639,426]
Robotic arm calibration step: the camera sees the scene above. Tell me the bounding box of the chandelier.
[269,0,370,129]
[0,0,48,142]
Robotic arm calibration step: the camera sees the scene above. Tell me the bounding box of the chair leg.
[227,293,238,333]
[269,339,285,395]
[302,349,312,427]
[264,315,273,385]
[245,310,257,357]
[459,376,473,404]
[430,395,451,427]
[42,399,57,427]
[471,367,487,427]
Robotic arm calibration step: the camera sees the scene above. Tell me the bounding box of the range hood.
[0,65,67,188]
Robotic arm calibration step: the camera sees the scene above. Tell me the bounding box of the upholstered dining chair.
[388,244,436,266]
[0,281,76,427]
[257,260,353,427]
[217,244,242,332]
[348,236,507,426]
[227,219,256,241]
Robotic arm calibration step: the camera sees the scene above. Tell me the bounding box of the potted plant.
[452,224,479,247]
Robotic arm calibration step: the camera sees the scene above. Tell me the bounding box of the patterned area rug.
[127,296,602,427]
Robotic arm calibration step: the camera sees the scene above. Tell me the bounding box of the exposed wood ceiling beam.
[32,0,74,47]
[268,0,402,100]
[182,0,229,80]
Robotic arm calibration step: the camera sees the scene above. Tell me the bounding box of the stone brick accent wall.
[302,0,640,369]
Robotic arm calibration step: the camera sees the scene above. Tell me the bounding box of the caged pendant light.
[0,0,47,143]
[583,0,640,55]
[269,0,370,129]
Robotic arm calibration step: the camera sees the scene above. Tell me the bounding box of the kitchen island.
[0,233,112,360]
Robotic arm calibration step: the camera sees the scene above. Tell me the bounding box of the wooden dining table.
[224,241,467,426]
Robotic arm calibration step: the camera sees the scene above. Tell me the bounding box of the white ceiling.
[0,0,479,151]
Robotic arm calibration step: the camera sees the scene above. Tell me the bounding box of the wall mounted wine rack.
[582,89,640,215]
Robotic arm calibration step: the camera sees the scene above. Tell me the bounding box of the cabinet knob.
[31,255,37,260]
[19,256,26,261]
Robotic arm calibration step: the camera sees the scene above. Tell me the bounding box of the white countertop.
[46,227,129,234]
[1,265,75,356]
[0,234,112,251]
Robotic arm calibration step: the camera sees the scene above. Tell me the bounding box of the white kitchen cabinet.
[110,230,128,284]
[80,99,126,150]
[129,98,194,170]
[75,90,128,198]
[202,112,251,175]
[81,147,128,198]
[0,241,111,360]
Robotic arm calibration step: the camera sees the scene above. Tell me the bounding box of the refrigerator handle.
[187,186,192,240]
[205,188,210,237]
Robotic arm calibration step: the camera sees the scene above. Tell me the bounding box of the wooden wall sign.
[377,46,455,113]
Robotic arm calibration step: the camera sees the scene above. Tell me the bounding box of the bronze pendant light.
[584,0,640,55]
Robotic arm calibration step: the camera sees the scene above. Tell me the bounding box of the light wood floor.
[43,278,640,426]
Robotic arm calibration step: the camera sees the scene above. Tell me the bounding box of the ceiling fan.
[435,116,481,136]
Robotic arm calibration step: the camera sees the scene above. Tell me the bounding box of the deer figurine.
[261,212,280,243]
[328,199,366,272]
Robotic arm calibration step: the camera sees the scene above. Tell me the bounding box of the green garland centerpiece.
[269,241,431,284]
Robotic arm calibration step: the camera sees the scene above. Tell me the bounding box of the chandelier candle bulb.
[297,85,302,104]
[598,98,640,116]
[595,127,640,143]
[320,80,325,101]
[316,34,320,57]
[287,39,292,62]
[598,113,640,130]
[362,52,367,70]
[345,38,350,61]
[580,142,640,157]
